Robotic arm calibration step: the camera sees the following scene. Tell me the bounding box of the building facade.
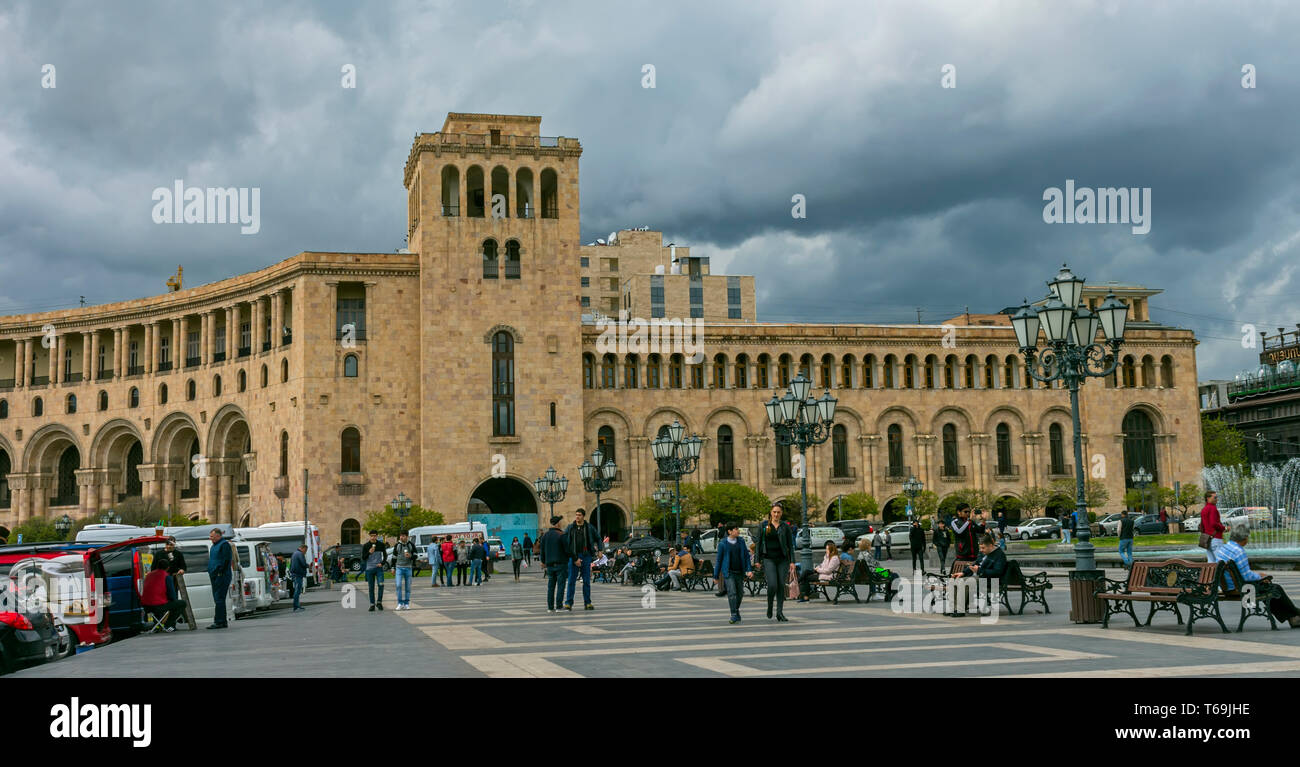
[0,113,1205,544]
[1200,326,1300,463]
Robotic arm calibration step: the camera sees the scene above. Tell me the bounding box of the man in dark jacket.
[360,530,388,611]
[1118,510,1136,569]
[540,516,568,612]
[389,532,418,607]
[908,521,927,572]
[469,537,487,586]
[951,504,985,564]
[714,523,753,624]
[933,521,950,571]
[206,528,234,629]
[522,533,534,566]
[289,544,309,612]
[565,509,600,611]
[154,539,187,602]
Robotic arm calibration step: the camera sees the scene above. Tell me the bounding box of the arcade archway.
[589,502,627,542]
[469,477,541,549]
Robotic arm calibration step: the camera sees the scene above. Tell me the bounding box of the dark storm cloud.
[2,0,1299,379]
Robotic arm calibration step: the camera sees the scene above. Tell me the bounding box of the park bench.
[807,560,860,604]
[745,563,767,596]
[994,560,1053,615]
[1213,560,1282,632]
[1095,559,1225,635]
[684,560,714,592]
[859,561,900,603]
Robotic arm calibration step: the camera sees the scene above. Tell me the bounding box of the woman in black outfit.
[755,503,795,621]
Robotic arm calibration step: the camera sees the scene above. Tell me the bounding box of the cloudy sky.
[2,0,1298,379]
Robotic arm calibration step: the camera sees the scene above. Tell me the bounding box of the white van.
[235,523,323,587]
[166,537,249,625]
[233,539,284,610]
[409,522,488,564]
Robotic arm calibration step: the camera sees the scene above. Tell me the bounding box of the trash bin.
[1068,569,1105,623]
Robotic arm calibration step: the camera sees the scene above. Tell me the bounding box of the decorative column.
[251,299,263,353]
[52,333,64,384]
[137,463,160,504]
[271,291,283,348]
[143,323,153,374]
[89,331,100,381]
[113,329,123,378]
[914,434,936,488]
[179,316,189,367]
[8,474,32,523]
[969,433,989,491]
[75,469,98,518]
[205,310,218,364]
[226,305,239,356]
[80,333,91,382]
[171,318,181,368]
[15,338,27,387]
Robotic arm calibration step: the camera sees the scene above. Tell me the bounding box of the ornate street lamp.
[1012,263,1129,573]
[99,510,122,525]
[1130,467,1152,517]
[579,449,618,542]
[651,421,701,546]
[902,475,924,520]
[765,374,837,576]
[534,467,568,520]
[391,492,412,530]
[54,514,73,540]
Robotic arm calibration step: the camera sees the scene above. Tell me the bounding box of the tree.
[1049,478,1109,509]
[780,492,821,523]
[833,492,878,521]
[1202,416,1247,467]
[951,488,997,514]
[9,516,61,543]
[361,504,444,538]
[694,483,770,527]
[1172,482,1200,519]
[633,495,672,539]
[1019,486,1054,518]
[907,490,939,520]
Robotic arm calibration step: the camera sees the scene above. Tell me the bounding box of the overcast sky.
[2,0,1298,379]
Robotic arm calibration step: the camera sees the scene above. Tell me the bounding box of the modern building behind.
[1200,326,1300,463]
[0,113,1205,545]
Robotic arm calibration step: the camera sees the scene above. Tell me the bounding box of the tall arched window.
[1160,355,1175,388]
[778,355,791,388]
[716,425,735,480]
[942,424,959,476]
[466,165,486,217]
[887,424,904,477]
[1049,423,1066,475]
[440,165,460,216]
[734,354,749,389]
[647,354,662,389]
[863,355,875,388]
[1003,356,1016,389]
[343,355,358,378]
[883,355,896,389]
[238,371,247,392]
[831,424,849,478]
[1141,355,1155,388]
[187,379,196,400]
[820,354,834,389]
[260,364,268,388]
[690,361,704,388]
[97,391,107,411]
[1121,356,1136,388]
[281,358,289,383]
[341,427,362,473]
[984,355,997,389]
[482,238,499,279]
[964,355,977,389]
[903,355,916,389]
[213,375,222,395]
[924,355,936,389]
[341,518,361,545]
[66,394,77,414]
[601,354,616,388]
[713,354,727,389]
[55,446,80,506]
[996,423,1012,475]
[668,354,684,389]
[279,431,289,477]
[505,240,521,279]
[125,442,143,497]
[597,425,616,466]
[1,399,9,418]
[582,353,594,389]
[799,354,813,381]
[158,384,168,405]
[623,355,639,388]
[840,355,854,388]
[33,397,43,416]
[540,168,559,218]
[755,354,769,388]
[1122,410,1158,485]
[492,331,515,437]
[129,388,139,408]
[944,356,956,389]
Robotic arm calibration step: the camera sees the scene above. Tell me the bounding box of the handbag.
[787,568,799,600]
[1198,533,1213,550]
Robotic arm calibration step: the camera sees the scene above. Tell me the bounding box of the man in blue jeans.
[540,515,568,612]
[565,509,600,611]
[360,529,388,611]
[206,528,233,629]
[389,531,417,609]
[1117,509,1135,569]
[289,544,309,612]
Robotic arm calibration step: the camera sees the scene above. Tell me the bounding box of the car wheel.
[53,620,76,659]
[1020,532,1029,540]
[349,561,362,573]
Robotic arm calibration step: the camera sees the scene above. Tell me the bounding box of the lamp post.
[1011,264,1129,572]
[1130,468,1152,517]
[55,514,73,540]
[391,492,412,532]
[651,421,701,547]
[903,475,923,521]
[533,467,568,520]
[652,484,673,541]
[99,510,121,525]
[579,449,618,542]
[765,374,838,577]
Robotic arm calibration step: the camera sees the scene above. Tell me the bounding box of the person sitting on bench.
[667,546,695,590]
[1218,525,1300,628]
[798,542,842,601]
[141,562,188,632]
[951,534,1006,615]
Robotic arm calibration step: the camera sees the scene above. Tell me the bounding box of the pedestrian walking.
[883,529,893,560]
[755,503,794,621]
[206,528,234,629]
[565,509,600,610]
[511,537,525,582]
[361,530,388,611]
[933,521,950,572]
[908,520,926,572]
[289,543,310,612]
[469,537,486,586]
[1200,491,1225,563]
[540,515,568,612]
[481,536,494,582]
[522,533,534,566]
[439,536,455,587]
[389,531,417,609]
[871,530,883,561]
[714,523,752,624]
[997,511,1007,536]
[1061,511,1073,544]
[1118,509,1136,569]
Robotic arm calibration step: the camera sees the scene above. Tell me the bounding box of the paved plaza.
[15,566,1300,678]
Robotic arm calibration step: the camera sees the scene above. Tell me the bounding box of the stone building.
[0,112,1204,545]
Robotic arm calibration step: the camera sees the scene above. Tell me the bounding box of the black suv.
[325,544,364,574]
[830,519,875,543]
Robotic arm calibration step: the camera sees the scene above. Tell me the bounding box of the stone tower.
[404,113,585,525]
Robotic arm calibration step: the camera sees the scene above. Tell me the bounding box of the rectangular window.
[650,275,665,319]
[580,257,589,267]
[239,322,251,352]
[581,296,591,307]
[581,277,590,287]
[728,308,741,319]
[187,330,200,364]
[605,277,619,292]
[336,283,367,340]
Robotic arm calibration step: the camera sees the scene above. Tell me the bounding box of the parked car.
[1006,517,1062,540]
[1094,513,1124,537]
[829,519,875,543]
[172,538,248,625]
[1132,514,1168,535]
[696,528,755,554]
[484,537,507,560]
[878,522,914,548]
[232,540,284,610]
[1184,507,1272,533]
[796,526,845,550]
[325,544,364,574]
[0,544,111,647]
[0,608,59,675]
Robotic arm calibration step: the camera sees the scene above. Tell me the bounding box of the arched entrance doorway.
[590,502,627,542]
[882,497,907,523]
[341,518,360,545]
[468,477,540,551]
[992,494,1023,526]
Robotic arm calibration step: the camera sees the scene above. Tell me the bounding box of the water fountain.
[1202,459,1300,554]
